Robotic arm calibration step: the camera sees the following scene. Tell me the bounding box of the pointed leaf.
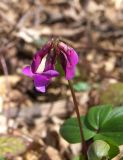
[60,117,96,143]
[60,117,81,143]
[86,105,123,145]
[87,140,110,160]
[94,134,119,159]
[86,105,112,130]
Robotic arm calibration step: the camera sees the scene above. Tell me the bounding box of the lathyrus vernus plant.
[23,38,123,160]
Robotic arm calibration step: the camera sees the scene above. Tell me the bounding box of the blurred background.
[1,0,123,159]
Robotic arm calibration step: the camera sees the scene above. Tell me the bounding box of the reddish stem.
[68,80,87,159]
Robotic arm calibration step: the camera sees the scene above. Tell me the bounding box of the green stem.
[68,80,87,159]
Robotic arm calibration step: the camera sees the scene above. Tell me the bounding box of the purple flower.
[22,39,78,93]
[58,42,78,80]
[22,42,59,93]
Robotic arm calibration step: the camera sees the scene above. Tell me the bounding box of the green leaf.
[86,105,123,145]
[73,82,90,92]
[108,142,119,159]
[0,135,28,158]
[60,117,81,143]
[87,140,110,160]
[86,105,112,130]
[60,105,123,147]
[94,134,119,159]
[60,117,96,143]
[83,124,97,141]
[101,107,123,132]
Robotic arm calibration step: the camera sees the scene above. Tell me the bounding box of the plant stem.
[68,80,87,159]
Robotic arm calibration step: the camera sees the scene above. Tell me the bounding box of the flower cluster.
[22,39,78,92]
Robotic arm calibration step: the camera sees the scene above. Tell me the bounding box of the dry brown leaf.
[41,146,62,160]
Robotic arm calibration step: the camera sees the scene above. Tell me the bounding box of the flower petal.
[33,70,58,92]
[22,66,33,77]
[31,42,52,73]
[42,70,59,78]
[34,75,49,87]
[66,66,76,80]
[35,86,46,93]
[58,42,79,80]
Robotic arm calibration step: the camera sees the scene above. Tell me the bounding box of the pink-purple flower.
[22,39,78,93]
